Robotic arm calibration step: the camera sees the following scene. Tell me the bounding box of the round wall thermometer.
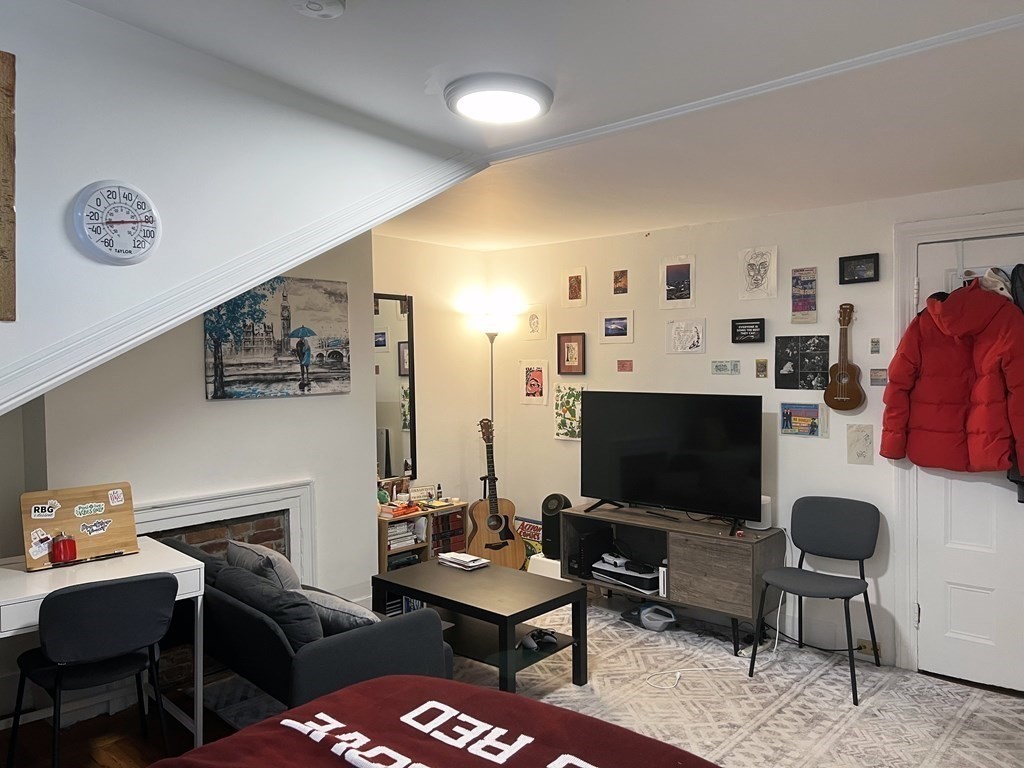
[72,180,162,265]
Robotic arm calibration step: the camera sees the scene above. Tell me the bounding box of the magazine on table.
[437,552,490,570]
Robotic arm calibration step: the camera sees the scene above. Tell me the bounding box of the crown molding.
[0,151,488,416]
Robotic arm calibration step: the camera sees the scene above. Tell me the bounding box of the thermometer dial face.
[72,180,161,265]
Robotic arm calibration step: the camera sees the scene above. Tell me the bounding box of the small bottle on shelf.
[436,483,444,502]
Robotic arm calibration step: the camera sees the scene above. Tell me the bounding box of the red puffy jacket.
[880,280,1024,471]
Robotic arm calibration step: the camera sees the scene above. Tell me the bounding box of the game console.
[590,560,659,591]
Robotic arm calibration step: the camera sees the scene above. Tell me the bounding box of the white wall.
[376,178,1024,666]
[372,236,490,502]
[0,0,481,416]
[39,235,377,597]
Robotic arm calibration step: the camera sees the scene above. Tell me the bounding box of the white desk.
[0,536,205,747]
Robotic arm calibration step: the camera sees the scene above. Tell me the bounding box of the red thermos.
[50,532,77,564]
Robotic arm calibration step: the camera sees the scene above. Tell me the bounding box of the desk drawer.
[174,567,203,599]
[1,599,42,634]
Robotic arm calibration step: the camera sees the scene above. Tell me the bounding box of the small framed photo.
[599,310,634,344]
[397,341,410,377]
[374,328,390,352]
[557,333,586,375]
[839,253,880,285]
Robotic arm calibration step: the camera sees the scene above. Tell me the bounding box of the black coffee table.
[372,560,588,693]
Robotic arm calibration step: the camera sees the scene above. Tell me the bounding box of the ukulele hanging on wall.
[823,302,865,411]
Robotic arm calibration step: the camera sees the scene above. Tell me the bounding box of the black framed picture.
[397,341,410,377]
[557,332,586,375]
[731,318,765,343]
[839,253,880,285]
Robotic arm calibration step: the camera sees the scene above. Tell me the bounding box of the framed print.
[599,310,633,343]
[522,303,547,341]
[0,51,14,321]
[554,383,585,440]
[612,269,629,295]
[660,255,695,309]
[731,318,765,343]
[780,402,829,437]
[775,335,830,390]
[561,266,587,308]
[204,276,351,399]
[374,328,390,352]
[739,245,778,300]
[557,332,586,375]
[791,266,817,323]
[839,253,880,284]
[519,359,548,405]
[667,318,705,354]
[397,340,410,376]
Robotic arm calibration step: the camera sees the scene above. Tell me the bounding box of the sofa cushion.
[226,540,301,591]
[159,537,225,585]
[216,566,323,651]
[297,588,381,636]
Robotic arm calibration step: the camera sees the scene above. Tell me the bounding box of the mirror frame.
[374,293,416,481]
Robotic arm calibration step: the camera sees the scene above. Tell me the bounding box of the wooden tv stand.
[560,504,785,654]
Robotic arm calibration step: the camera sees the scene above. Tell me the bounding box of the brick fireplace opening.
[134,481,315,688]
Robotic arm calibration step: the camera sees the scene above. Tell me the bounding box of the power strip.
[737,640,774,658]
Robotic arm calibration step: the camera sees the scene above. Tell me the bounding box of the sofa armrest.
[288,608,451,707]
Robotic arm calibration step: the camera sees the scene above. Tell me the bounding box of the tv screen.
[580,391,763,521]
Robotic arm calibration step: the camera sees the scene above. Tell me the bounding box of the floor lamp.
[485,331,497,422]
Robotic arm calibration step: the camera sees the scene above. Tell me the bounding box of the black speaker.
[541,493,571,560]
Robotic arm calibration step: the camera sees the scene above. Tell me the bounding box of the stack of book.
[387,520,417,550]
[437,552,489,571]
[430,509,465,556]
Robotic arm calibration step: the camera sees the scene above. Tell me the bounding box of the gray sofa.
[161,538,452,708]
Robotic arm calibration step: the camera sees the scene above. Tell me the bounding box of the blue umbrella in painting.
[289,325,317,339]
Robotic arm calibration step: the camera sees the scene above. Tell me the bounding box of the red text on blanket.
[281,700,603,768]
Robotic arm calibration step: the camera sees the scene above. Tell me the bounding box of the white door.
[915,234,1024,690]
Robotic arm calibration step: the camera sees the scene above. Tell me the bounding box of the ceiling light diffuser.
[444,74,553,124]
[286,0,345,20]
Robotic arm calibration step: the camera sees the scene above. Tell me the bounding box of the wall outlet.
[855,638,879,656]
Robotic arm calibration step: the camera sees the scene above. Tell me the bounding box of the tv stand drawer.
[668,534,751,617]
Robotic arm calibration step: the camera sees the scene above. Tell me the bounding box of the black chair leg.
[863,592,881,667]
[51,682,62,768]
[7,671,26,768]
[149,648,169,755]
[135,672,148,738]
[797,595,804,648]
[748,583,769,677]
[843,598,859,706]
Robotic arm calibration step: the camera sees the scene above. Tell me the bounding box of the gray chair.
[747,496,880,705]
[6,572,179,768]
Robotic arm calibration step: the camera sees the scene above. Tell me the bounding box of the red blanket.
[153,675,717,767]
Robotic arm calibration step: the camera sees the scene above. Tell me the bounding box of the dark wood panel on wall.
[0,51,14,322]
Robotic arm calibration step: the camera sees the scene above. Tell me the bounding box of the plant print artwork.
[554,384,585,440]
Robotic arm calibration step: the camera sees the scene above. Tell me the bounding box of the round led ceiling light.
[286,0,345,20]
[444,73,554,124]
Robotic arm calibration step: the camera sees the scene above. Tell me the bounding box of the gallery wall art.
[522,303,547,340]
[775,335,829,390]
[666,318,704,354]
[519,359,548,405]
[554,383,585,440]
[739,245,778,300]
[204,276,350,399]
[561,266,587,308]
[599,310,633,343]
[660,255,695,309]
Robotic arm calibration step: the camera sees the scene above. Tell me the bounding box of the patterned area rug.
[452,601,1024,768]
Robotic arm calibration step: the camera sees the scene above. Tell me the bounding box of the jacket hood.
[927,280,1009,338]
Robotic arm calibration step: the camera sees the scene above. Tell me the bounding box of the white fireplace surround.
[134,480,316,584]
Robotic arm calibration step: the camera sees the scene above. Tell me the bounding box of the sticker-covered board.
[20,482,139,570]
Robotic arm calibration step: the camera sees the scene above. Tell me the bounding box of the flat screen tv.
[580,391,762,527]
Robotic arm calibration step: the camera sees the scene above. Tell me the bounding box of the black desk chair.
[747,496,881,705]
[6,572,179,768]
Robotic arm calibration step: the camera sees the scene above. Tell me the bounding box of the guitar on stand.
[466,419,527,570]
[823,302,866,411]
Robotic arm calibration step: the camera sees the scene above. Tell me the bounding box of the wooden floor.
[0,695,235,768]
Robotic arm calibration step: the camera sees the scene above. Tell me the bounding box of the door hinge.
[914,601,921,628]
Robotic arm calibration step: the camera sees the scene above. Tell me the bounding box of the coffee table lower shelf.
[434,609,574,673]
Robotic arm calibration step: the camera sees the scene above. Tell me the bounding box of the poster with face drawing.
[519,359,548,405]
[522,303,547,341]
[739,246,778,300]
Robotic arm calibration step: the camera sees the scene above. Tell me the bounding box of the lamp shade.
[444,73,553,124]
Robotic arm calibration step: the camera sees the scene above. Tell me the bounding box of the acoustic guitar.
[823,302,865,411]
[466,419,527,570]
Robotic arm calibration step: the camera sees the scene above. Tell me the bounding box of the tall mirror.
[374,293,416,481]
